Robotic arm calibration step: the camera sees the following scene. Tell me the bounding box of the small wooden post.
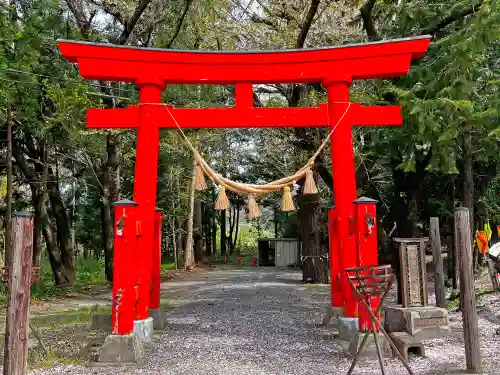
[486,258,499,291]
[3,212,34,375]
[454,207,482,373]
[430,217,446,308]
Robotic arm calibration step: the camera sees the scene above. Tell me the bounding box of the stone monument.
[385,238,451,343]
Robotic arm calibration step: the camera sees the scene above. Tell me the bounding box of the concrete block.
[149,308,167,330]
[389,332,425,361]
[347,332,392,359]
[338,317,359,342]
[321,305,343,328]
[385,305,451,341]
[134,317,154,343]
[97,333,143,364]
[91,314,112,331]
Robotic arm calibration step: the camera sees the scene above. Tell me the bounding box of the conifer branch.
[423,0,484,35]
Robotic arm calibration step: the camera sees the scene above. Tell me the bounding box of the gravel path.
[30,267,500,375]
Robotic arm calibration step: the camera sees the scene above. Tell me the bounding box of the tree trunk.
[212,189,217,255]
[184,159,196,270]
[46,168,75,285]
[463,129,475,266]
[32,189,45,267]
[205,201,212,256]
[175,218,184,268]
[4,107,12,269]
[40,202,66,285]
[104,134,120,280]
[232,206,240,252]
[194,196,203,263]
[221,209,227,257]
[274,208,279,237]
[299,193,328,283]
[11,139,70,285]
[228,205,235,254]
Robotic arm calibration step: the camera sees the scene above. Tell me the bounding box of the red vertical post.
[112,200,138,335]
[133,78,165,321]
[150,208,163,311]
[353,197,379,332]
[329,208,343,307]
[324,76,358,319]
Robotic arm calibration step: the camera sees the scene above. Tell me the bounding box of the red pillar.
[324,76,358,318]
[112,200,138,335]
[353,197,380,332]
[329,208,343,307]
[150,208,163,311]
[133,78,165,321]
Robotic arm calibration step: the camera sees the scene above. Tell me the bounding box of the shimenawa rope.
[142,102,351,215]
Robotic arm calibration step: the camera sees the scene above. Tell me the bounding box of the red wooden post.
[150,208,163,311]
[353,197,379,332]
[133,78,165,322]
[329,208,343,307]
[112,200,138,335]
[325,76,358,319]
[3,212,34,375]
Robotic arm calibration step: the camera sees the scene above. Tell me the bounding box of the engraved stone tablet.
[394,238,429,308]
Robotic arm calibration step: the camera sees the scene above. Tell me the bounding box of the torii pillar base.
[96,333,143,365]
[134,318,154,343]
[338,317,360,342]
[149,307,168,330]
[322,305,344,328]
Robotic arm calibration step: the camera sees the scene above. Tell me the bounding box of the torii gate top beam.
[57,36,431,84]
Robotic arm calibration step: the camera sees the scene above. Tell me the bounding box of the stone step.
[389,332,425,361]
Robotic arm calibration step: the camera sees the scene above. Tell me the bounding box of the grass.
[0,255,178,304]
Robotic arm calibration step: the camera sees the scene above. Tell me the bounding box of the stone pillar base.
[322,305,343,327]
[384,305,451,341]
[91,314,112,331]
[134,317,154,343]
[389,332,425,361]
[96,333,143,364]
[149,307,167,330]
[338,317,359,342]
[342,331,392,359]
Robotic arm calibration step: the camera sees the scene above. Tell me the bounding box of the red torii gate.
[58,36,430,339]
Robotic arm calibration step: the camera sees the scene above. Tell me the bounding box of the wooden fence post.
[454,207,482,373]
[430,217,446,308]
[3,212,34,375]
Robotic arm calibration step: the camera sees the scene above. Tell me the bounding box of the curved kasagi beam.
[57,36,431,84]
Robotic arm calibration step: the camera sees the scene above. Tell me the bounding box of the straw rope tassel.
[303,169,318,195]
[281,186,295,212]
[247,194,261,219]
[195,163,208,191]
[214,185,229,210]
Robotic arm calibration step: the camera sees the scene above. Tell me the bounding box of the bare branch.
[117,0,153,45]
[165,0,194,48]
[64,0,91,38]
[89,0,126,25]
[250,13,279,31]
[360,0,380,41]
[295,0,321,48]
[423,0,483,35]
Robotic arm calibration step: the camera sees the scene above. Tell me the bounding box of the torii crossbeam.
[57,35,431,336]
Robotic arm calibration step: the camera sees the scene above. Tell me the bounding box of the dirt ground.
[1,262,499,374]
